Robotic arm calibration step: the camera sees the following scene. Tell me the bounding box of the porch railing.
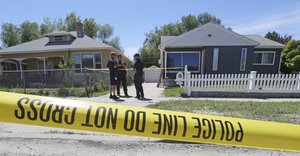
[179,66,300,96]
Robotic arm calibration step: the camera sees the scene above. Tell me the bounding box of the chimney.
[76,22,84,38]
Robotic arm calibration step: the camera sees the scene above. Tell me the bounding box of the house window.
[253,51,275,65]
[95,54,101,69]
[167,52,200,71]
[212,48,219,71]
[2,62,17,71]
[240,48,247,71]
[72,53,102,73]
[54,36,64,41]
[37,59,54,70]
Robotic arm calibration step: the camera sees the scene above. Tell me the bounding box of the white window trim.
[166,51,201,73]
[253,51,276,65]
[212,48,219,71]
[72,52,102,74]
[240,48,247,71]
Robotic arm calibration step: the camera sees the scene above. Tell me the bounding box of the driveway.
[0,83,299,156]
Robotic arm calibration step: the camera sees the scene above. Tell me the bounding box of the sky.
[0,0,299,58]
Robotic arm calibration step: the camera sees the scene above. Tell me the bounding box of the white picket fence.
[177,66,300,96]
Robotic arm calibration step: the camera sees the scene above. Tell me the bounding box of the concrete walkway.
[72,83,300,108]
[72,83,165,107]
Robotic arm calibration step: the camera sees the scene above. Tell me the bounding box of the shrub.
[57,87,70,97]
[292,55,300,71]
[38,88,44,95]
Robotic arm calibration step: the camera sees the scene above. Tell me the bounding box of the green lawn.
[163,87,184,97]
[0,87,108,98]
[148,100,300,124]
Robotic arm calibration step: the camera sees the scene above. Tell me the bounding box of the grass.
[0,87,109,98]
[148,100,300,124]
[163,87,184,97]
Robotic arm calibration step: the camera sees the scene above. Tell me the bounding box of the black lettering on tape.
[192,117,201,138]
[163,114,173,135]
[107,108,118,130]
[40,100,53,122]
[202,118,212,139]
[211,119,217,140]
[152,113,161,134]
[28,99,42,121]
[81,105,93,127]
[215,120,225,141]
[136,111,146,132]
[124,110,135,131]
[235,122,244,142]
[225,121,235,141]
[15,98,29,119]
[173,115,178,136]
[64,106,77,125]
[52,105,65,123]
[178,115,187,137]
[95,107,107,128]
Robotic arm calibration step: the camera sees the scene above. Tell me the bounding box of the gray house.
[159,23,285,79]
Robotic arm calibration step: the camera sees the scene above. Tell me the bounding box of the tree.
[65,12,81,31]
[265,31,292,44]
[20,21,41,43]
[140,12,223,67]
[181,14,199,32]
[108,36,124,53]
[97,24,114,43]
[197,12,222,25]
[140,46,160,67]
[83,18,98,38]
[40,17,56,35]
[95,24,123,52]
[292,55,300,71]
[0,23,20,47]
[282,40,300,73]
[56,18,67,31]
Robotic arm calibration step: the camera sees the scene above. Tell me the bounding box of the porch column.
[164,50,167,79]
[201,49,206,74]
[43,57,47,74]
[0,59,3,76]
[18,60,23,80]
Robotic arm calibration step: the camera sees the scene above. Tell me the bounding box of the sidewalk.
[72,83,300,108]
[72,83,165,107]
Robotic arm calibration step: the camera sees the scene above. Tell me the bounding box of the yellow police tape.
[84,67,184,71]
[0,91,299,152]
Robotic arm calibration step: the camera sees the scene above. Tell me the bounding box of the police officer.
[133,53,145,100]
[116,54,129,97]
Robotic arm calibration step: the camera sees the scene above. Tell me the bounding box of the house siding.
[251,48,282,74]
[204,46,255,74]
[0,49,132,70]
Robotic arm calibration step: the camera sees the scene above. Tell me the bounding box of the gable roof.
[244,35,285,49]
[161,36,176,43]
[0,31,117,55]
[160,23,259,49]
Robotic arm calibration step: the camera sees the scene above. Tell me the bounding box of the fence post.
[184,65,188,95]
[187,71,191,96]
[249,71,257,92]
[297,72,300,91]
[184,65,192,96]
